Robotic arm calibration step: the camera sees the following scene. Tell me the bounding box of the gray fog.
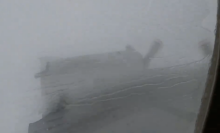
[0,0,217,133]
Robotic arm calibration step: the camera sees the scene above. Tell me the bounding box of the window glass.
[0,0,217,133]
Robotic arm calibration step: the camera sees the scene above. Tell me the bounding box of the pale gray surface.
[0,0,217,133]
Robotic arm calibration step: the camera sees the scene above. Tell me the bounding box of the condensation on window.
[0,0,217,133]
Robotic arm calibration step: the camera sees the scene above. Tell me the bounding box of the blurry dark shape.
[199,40,212,56]
[34,47,144,116]
[34,48,142,79]
[45,62,50,71]
[29,39,203,133]
[126,44,136,52]
[55,95,69,112]
[143,39,162,69]
[35,62,50,78]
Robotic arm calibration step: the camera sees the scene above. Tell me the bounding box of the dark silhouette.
[143,39,162,69]
[35,62,50,78]
[29,39,210,133]
[199,40,212,56]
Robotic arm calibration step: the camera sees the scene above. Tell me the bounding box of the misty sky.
[0,0,217,133]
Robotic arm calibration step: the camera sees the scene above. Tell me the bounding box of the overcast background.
[0,0,217,133]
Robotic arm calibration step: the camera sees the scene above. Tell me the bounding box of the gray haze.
[0,0,217,133]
